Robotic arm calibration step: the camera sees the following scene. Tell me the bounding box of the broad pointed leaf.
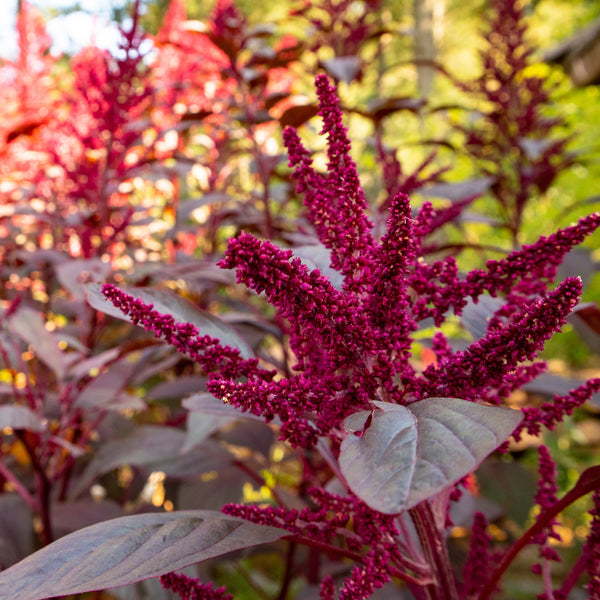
[0,510,286,600]
[340,398,522,514]
[339,403,418,513]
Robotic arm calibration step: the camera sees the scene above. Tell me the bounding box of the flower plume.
[101,75,600,599]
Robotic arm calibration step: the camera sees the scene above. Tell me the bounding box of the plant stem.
[409,502,460,600]
[479,465,600,599]
[16,431,54,545]
[0,460,37,510]
[276,540,296,600]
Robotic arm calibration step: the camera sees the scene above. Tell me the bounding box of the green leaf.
[0,511,286,600]
[339,398,522,514]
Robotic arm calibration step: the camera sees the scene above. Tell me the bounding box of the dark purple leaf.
[476,458,537,527]
[522,372,590,399]
[150,439,233,479]
[557,248,595,289]
[279,104,320,129]
[183,412,233,452]
[0,494,34,569]
[340,398,522,514]
[568,302,600,354]
[51,500,124,539]
[177,465,248,510]
[0,511,286,600]
[147,376,207,401]
[218,420,275,458]
[366,96,426,121]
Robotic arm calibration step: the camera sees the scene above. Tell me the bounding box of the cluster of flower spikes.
[103,74,600,599]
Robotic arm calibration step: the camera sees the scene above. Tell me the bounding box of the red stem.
[479,465,600,599]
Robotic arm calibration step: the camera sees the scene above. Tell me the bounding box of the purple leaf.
[70,426,186,498]
[292,244,343,290]
[365,96,426,120]
[339,398,522,514]
[183,412,233,452]
[55,258,111,300]
[0,510,286,600]
[340,403,418,513]
[568,302,600,354]
[147,376,207,401]
[9,307,78,379]
[0,494,34,569]
[0,405,44,432]
[51,500,123,539]
[420,177,495,201]
[75,361,145,411]
[153,439,232,480]
[278,104,320,128]
[182,392,263,421]
[321,56,362,83]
